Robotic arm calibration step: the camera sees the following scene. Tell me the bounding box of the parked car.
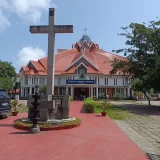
[0,89,11,118]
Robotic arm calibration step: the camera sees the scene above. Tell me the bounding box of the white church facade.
[19,35,133,99]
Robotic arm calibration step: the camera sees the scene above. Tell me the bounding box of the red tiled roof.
[20,38,126,76]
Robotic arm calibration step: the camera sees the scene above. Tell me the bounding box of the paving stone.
[113,101,160,160]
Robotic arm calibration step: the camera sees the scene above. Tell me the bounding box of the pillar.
[124,88,126,98]
[106,88,107,96]
[132,89,134,97]
[96,87,98,98]
[71,86,74,97]
[66,86,68,95]
[21,87,23,97]
[91,87,93,98]
[29,87,32,95]
[127,87,130,97]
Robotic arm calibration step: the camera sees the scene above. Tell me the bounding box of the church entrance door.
[74,88,89,100]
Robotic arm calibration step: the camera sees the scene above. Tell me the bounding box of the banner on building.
[66,80,95,84]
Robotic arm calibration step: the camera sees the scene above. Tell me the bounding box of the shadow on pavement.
[146,153,160,160]
[9,131,30,135]
[0,124,14,127]
[113,103,160,117]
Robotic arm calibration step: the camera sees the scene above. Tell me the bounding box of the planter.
[12,111,18,116]
[101,112,106,116]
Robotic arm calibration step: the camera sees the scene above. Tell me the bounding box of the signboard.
[66,80,95,84]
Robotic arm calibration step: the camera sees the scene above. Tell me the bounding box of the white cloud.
[15,46,46,71]
[0,0,55,29]
[0,10,10,31]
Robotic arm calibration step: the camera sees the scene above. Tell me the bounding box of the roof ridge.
[97,49,126,59]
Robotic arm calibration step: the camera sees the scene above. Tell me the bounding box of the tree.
[39,85,47,95]
[0,61,16,91]
[0,78,13,91]
[0,61,16,78]
[12,77,21,96]
[110,20,160,105]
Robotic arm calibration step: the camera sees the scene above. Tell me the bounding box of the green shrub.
[100,101,111,112]
[84,101,95,113]
[69,96,73,102]
[85,97,94,102]
[92,101,101,108]
[112,94,123,100]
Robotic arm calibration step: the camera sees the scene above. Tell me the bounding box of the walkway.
[0,101,148,160]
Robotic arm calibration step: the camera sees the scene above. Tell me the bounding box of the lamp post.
[29,85,40,134]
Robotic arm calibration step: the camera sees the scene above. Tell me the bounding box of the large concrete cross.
[30,8,73,95]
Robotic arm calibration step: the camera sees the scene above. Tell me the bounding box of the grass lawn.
[95,105,128,120]
[17,105,28,114]
[98,99,136,103]
[115,100,136,103]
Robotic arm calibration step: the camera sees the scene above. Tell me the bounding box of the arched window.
[78,68,86,79]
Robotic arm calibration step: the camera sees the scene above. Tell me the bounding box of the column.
[66,86,68,95]
[127,87,130,97]
[124,88,126,98]
[71,86,74,97]
[106,88,107,96]
[21,87,23,97]
[91,87,93,98]
[29,87,32,95]
[115,88,116,95]
[132,89,134,97]
[89,85,90,97]
[24,88,26,97]
[96,87,98,98]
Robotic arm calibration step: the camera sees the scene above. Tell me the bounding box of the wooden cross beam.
[30,8,74,95]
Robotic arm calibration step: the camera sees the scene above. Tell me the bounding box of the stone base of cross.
[27,95,70,121]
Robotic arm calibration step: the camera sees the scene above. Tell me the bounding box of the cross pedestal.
[28,8,73,122]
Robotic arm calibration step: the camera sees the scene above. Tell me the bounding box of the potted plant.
[10,100,23,116]
[100,100,110,116]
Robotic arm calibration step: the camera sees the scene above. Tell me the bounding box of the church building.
[19,35,133,99]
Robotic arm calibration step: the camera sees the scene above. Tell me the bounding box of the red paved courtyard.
[0,101,148,160]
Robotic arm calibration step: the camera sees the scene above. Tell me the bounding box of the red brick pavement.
[0,101,148,160]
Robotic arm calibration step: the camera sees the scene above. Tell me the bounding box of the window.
[98,88,105,97]
[125,78,128,85]
[25,77,28,85]
[73,76,74,80]
[114,78,117,85]
[32,88,34,94]
[95,77,97,84]
[59,88,66,95]
[40,78,45,85]
[58,78,61,85]
[105,78,108,85]
[78,68,85,79]
[32,78,38,85]
[98,78,99,85]
[93,88,96,97]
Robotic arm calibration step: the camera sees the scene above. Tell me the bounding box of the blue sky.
[0,0,159,72]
